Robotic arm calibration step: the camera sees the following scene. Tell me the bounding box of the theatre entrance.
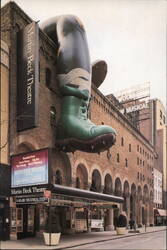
[15,204,36,239]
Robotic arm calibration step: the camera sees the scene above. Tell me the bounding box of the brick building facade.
[1,2,155,239]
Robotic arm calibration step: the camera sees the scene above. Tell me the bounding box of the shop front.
[154,209,167,226]
[10,148,124,239]
[10,184,123,239]
[10,148,51,239]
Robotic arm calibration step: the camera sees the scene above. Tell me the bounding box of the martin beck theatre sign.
[11,149,50,195]
[17,22,39,131]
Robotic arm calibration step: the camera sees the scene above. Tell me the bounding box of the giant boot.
[42,15,116,153]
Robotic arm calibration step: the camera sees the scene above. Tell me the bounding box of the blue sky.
[2,0,166,107]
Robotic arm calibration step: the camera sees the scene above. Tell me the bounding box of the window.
[50,106,56,126]
[137,145,139,152]
[129,144,131,152]
[143,161,145,166]
[137,172,139,179]
[125,158,128,167]
[121,137,124,146]
[140,159,142,165]
[46,68,51,88]
[160,110,162,119]
[163,115,165,124]
[140,147,142,154]
[137,157,139,165]
[116,153,120,163]
[55,170,62,185]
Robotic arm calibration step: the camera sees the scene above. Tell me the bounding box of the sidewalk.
[1,226,166,250]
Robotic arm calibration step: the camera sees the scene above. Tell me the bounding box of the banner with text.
[17,22,39,131]
[11,149,49,188]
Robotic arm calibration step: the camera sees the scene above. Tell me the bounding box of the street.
[68,231,166,249]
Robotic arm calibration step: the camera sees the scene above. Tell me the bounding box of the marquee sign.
[120,100,149,114]
[11,149,49,189]
[17,22,39,131]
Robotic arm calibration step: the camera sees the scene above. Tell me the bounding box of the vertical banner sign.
[17,22,39,131]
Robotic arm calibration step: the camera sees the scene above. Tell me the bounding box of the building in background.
[153,169,162,208]
[112,84,167,224]
[1,1,159,240]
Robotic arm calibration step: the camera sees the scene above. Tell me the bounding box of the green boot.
[41,15,117,153]
[56,95,116,153]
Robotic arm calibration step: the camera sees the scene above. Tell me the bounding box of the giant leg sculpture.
[41,15,116,153]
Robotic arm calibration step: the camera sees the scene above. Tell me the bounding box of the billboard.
[114,82,150,103]
[120,100,150,115]
[11,149,49,188]
[17,22,39,131]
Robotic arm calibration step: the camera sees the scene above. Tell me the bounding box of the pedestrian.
[129,218,135,229]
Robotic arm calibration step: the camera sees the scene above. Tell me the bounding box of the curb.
[56,229,166,250]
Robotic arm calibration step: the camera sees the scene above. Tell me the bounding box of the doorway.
[17,204,36,239]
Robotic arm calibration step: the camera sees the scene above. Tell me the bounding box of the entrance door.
[17,205,36,239]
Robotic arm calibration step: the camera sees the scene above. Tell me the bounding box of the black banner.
[17,22,39,131]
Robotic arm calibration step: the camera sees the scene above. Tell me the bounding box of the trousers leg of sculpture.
[42,15,116,153]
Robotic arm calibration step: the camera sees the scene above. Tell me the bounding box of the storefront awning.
[155,209,167,217]
[51,184,124,204]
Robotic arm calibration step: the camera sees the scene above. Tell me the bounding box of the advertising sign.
[120,100,149,114]
[17,22,39,131]
[91,219,103,229]
[11,149,49,188]
[114,82,150,103]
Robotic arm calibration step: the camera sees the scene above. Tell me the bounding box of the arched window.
[55,170,62,185]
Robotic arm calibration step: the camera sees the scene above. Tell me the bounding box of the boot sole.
[56,133,116,153]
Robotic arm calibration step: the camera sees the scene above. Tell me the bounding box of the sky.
[2,0,166,107]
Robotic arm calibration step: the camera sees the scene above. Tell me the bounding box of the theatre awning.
[155,209,167,217]
[51,184,124,204]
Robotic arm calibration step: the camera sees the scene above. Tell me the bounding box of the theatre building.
[1,2,155,240]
